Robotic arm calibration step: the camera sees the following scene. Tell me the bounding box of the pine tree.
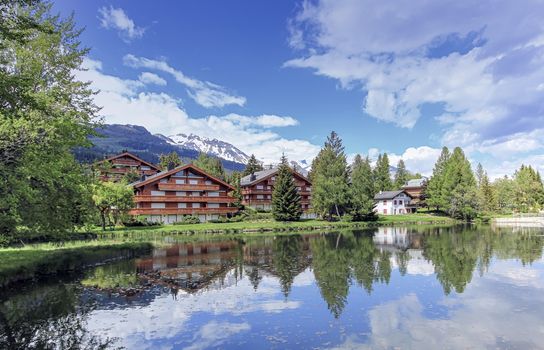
[513,165,544,212]
[475,163,495,212]
[194,153,225,179]
[441,147,479,220]
[272,154,302,221]
[159,152,182,170]
[394,159,409,189]
[373,153,392,192]
[242,154,264,176]
[227,171,244,209]
[310,131,350,219]
[350,155,375,220]
[426,147,450,211]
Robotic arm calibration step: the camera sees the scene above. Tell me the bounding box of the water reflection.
[1,225,544,349]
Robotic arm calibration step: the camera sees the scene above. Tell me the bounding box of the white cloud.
[362,146,442,176]
[123,54,246,108]
[139,72,167,86]
[286,0,544,170]
[77,58,319,164]
[185,321,250,350]
[98,6,145,42]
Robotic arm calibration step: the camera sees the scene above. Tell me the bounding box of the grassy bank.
[0,241,153,288]
[98,213,455,236]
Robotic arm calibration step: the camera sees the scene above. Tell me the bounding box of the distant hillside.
[73,124,246,172]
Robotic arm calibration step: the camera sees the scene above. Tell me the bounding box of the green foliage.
[513,165,544,212]
[311,131,350,219]
[373,153,392,192]
[173,215,201,225]
[159,151,182,170]
[0,2,98,239]
[476,163,496,213]
[193,152,225,179]
[350,155,375,221]
[492,176,516,213]
[426,147,450,210]
[272,155,302,221]
[123,168,141,183]
[226,171,244,209]
[393,159,409,189]
[91,181,134,231]
[242,154,263,176]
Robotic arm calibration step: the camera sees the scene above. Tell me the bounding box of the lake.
[2,225,544,349]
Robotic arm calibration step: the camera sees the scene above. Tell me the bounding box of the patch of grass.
[0,240,152,288]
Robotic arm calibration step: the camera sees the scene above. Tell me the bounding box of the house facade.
[240,168,314,218]
[94,152,161,182]
[402,178,427,209]
[129,164,237,224]
[374,190,414,215]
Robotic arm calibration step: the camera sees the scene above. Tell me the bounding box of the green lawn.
[96,213,455,236]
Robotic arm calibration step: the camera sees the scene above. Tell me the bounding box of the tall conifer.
[243,154,264,176]
[374,153,392,192]
[394,159,409,189]
[350,155,375,220]
[272,155,302,221]
[426,147,450,210]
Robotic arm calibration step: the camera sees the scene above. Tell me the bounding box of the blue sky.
[55,0,544,177]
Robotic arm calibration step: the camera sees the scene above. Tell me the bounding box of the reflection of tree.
[245,267,263,291]
[81,260,137,289]
[351,234,379,293]
[272,235,304,297]
[395,250,410,276]
[311,233,354,318]
[0,283,117,349]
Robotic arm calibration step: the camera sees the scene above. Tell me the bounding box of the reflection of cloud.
[292,269,315,287]
[185,321,250,350]
[85,270,300,348]
[390,249,435,276]
[329,261,544,349]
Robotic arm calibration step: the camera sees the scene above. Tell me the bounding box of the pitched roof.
[402,178,427,188]
[240,168,311,187]
[130,163,235,190]
[374,190,412,200]
[94,152,160,171]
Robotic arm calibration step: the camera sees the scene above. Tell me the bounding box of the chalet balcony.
[241,189,273,195]
[244,199,272,204]
[129,207,238,215]
[134,195,235,203]
[158,183,220,191]
[113,159,140,166]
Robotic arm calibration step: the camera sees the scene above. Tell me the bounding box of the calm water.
[2,225,544,349]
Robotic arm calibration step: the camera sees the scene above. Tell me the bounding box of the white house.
[374,190,413,215]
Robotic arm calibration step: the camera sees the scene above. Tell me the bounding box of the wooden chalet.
[240,168,314,218]
[129,164,237,223]
[94,152,161,182]
[402,178,428,210]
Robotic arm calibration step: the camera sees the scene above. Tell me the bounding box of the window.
[141,166,150,170]
[383,209,387,214]
[399,200,403,205]
[189,179,198,185]
[151,203,165,209]
[383,201,386,205]
[256,185,264,190]
[192,203,201,208]
[159,179,168,183]
[175,179,185,184]
[205,180,212,185]
[178,203,187,208]
[208,203,219,208]
[208,192,220,197]
[173,171,185,177]
[257,195,264,199]
[191,191,200,197]
[393,200,397,205]
[176,192,186,196]
[151,191,165,196]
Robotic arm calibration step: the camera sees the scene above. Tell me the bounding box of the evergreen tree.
[426,147,450,210]
[350,155,375,220]
[227,171,244,209]
[271,154,302,221]
[373,153,392,192]
[159,151,182,170]
[441,147,479,220]
[194,153,225,179]
[394,159,409,189]
[310,131,350,219]
[492,176,516,214]
[242,154,263,176]
[475,163,495,212]
[513,165,544,212]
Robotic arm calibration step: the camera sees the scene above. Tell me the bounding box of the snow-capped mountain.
[158,133,250,164]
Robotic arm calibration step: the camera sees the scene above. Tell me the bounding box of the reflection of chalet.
[373,226,410,250]
[240,168,315,218]
[129,164,238,223]
[94,152,160,182]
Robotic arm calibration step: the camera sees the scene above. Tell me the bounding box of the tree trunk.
[100,210,106,231]
[335,204,340,217]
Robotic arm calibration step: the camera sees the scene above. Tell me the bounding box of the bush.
[122,218,162,227]
[173,215,201,225]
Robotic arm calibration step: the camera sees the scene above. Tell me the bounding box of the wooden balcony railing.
[158,183,220,191]
[134,195,235,203]
[241,189,273,195]
[129,207,238,215]
[113,159,140,166]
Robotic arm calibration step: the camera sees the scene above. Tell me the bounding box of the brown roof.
[94,152,161,171]
[131,163,235,191]
[240,168,311,187]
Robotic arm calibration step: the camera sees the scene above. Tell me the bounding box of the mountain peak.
[159,132,250,164]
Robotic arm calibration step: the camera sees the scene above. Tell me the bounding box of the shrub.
[173,215,201,225]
